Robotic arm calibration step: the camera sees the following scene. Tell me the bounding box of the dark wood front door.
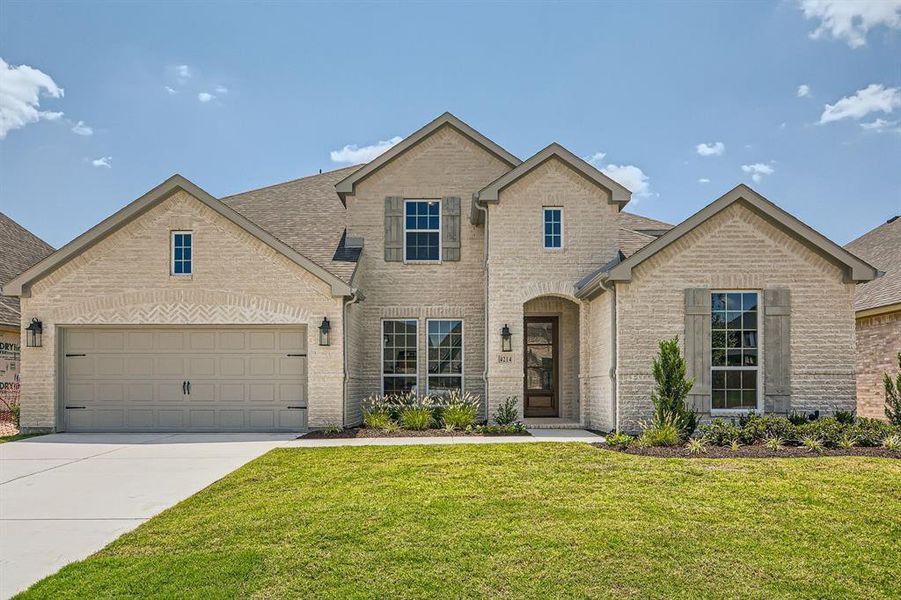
[524,316,558,417]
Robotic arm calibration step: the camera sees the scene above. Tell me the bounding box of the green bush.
[363,410,395,430]
[881,433,901,451]
[648,337,697,439]
[787,411,811,426]
[837,432,858,449]
[698,418,741,446]
[736,414,795,444]
[606,431,634,449]
[796,417,845,447]
[474,423,526,435]
[441,391,481,429]
[685,437,707,455]
[800,435,824,453]
[851,418,896,447]
[399,406,433,430]
[493,396,520,426]
[884,352,901,427]
[764,435,784,451]
[638,417,681,447]
[833,410,856,425]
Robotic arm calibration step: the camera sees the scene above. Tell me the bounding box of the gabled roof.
[845,215,901,313]
[475,143,632,207]
[576,184,879,298]
[3,175,354,298]
[222,165,363,284]
[0,212,54,328]
[335,112,521,203]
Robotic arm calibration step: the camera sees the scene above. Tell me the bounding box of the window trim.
[425,319,464,395]
[542,206,564,250]
[170,230,193,276]
[710,289,763,415]
[403,199,442,264]
[381,318,419,395]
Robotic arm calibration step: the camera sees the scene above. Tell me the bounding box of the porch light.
[318,317,331,346]
[26,318,43,347]
[501,324,512,352]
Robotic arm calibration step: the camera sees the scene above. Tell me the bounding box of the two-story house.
[4,113,878,433]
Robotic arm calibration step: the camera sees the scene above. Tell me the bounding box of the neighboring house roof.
[0,213,54,328]
[335,112,521,203]
[222,165,363,285]
[3,175,354,299]
[475,143,631,208]
[577,184,879,298]
[845,215,901,314]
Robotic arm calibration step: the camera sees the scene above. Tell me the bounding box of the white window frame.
[710,289,763,415]
[381,318,419,395]
[170,231,193,276]
[425,319,464,395]
[403,199,442,264]
[543,206,564,250]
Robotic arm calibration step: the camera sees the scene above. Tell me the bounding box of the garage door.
[60,327,307,432]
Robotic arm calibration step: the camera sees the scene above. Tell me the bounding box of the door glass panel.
[526,322,552,344]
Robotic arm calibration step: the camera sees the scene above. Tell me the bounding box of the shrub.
[852,418,896,447]
[801,436,824,453]
[363,410,394,430]
[738,415,795,445]
[685,437,707,455]
[787,411,811,426]
[606,431,634,449]
[796,417,845,447]
[833,410,856,425]
[882,433,901,451]
[837,433,858,449]
[885,352,901,427]
[648,337,697,439]
[475,423,526,435]
[764,436,784,451]
[698,419,741,447]
[323,423,342,435]
[638,416,682,447]
[439,390,481,429]
[494,396,520,426]
[729,439,741,452]
[399,406,433,430]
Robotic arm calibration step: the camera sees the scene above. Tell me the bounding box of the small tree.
[650,337,697,438]
[885,352,901,427]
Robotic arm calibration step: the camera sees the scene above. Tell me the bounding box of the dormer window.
[171,231,192,276]
[543,207,563,249]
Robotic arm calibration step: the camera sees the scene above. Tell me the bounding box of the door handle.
[187,381,191,395]
[182,381,187,395]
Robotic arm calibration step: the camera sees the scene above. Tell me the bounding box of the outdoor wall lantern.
[501,324,512,352]
[26,318,43,347]
[318,317,331,346]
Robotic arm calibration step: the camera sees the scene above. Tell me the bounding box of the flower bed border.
[300,427,531,440]
[595,443,900,459]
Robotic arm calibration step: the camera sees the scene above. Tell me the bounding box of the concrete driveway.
[0,433,294,598]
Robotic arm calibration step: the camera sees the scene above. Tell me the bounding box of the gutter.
[473,194,491,420]
[342,287,364,428]
[601,279,619,432]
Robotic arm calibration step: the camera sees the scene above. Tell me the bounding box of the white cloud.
[330,136,403,164]
[819,84,901,124]
[696,142,725,156]
[698,178,710,184]
[800,0,901,48]
[741,163,775,183]
[214,85,228,94]
[860,118,901,134]
[198,92,214,103]
[601,164,651,198]
[584,151,607,166]
[797,84,811,98]
[91,156,112,168]
[0,57,65,139]
[175,64,191,82]
[165,86,177,95]
[71,120,93,136]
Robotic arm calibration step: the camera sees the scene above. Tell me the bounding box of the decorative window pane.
[171,231,192,275]
[427,320,462,394]
[711,291,758,410]
[543,208,562,249]
[404,200,440,261]
[383,320,418,394]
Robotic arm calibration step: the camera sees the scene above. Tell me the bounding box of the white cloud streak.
[860,118,901,134]
[91,156,112,168]
[0,57,65,139]
[797,84,811,98]
[71,120,93,136]
[176,64,191,82]
[741,163,775,183]
[819,84,901,124]
[698,178,710,184]
[800,0,901,49]
[198,92,214,103]
[696,142,725,156]
[601,164,651,198]
[584,151,607,166]
[330,136,403,164]
[165,86,177,95]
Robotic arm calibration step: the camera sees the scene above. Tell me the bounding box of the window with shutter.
[711,291,760,412]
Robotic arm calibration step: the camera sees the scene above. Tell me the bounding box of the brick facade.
[854,310,901,419]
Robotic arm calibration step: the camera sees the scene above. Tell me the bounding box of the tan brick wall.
[346,125,510,413]
[19,190,346,430]
[344,298,365,426]
[586,292,614,430]
[855,310,901,419]
[485,157,619,422]
[615,202,857,431]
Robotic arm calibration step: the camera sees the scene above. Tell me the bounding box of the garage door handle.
[65,353,86,357]
[286,353,306,357]
[65,406,86,410]
[187,381,191,395]
[287,406,305,409]
[182,381,187,395]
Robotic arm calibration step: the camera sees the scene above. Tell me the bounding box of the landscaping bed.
[301,426,530,439]
[599,443,900,459]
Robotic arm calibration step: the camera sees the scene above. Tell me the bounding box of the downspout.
[474,196,491,421]
[342,288,362,428]
[601,279,618,432]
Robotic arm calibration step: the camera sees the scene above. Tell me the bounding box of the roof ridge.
[220,164,363,201]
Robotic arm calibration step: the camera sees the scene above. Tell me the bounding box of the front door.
[524,316,558,417]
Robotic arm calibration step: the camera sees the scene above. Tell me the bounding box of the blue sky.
[1,1,899,249]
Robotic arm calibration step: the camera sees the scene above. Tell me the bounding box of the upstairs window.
[543,207,562,249]
[711,291,759,411]
[171,231,192,275]
[404,200,441,262]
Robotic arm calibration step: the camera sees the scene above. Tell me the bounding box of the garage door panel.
[62,326,307,432]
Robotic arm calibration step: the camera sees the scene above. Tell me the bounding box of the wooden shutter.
[684,288,711,413]
[442,196,461,261]
[764,288,791,414]
[384,196,403,262]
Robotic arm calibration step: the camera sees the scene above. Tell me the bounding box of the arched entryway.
[522,295,580,420]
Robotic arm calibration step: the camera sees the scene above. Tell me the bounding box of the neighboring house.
[3,113,879,433]
[845,216,901,419]
[0,213,54,414]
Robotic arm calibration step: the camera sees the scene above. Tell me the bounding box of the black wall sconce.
[501,324,512,352]
[319,317,331,346]
[26,318,43,347]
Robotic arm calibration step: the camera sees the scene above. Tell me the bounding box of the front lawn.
[20,444,901,599]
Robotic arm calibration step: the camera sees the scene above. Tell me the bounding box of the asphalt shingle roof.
[0,213,54,328]
[845,216,901,312]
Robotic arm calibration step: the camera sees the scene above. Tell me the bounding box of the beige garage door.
[61,327,307,432]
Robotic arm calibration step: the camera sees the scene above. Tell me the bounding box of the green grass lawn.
[20,444,901,599]
[0,432,44,444]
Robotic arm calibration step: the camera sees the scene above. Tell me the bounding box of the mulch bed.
[595,443,900,459]
[300,427,530,439]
